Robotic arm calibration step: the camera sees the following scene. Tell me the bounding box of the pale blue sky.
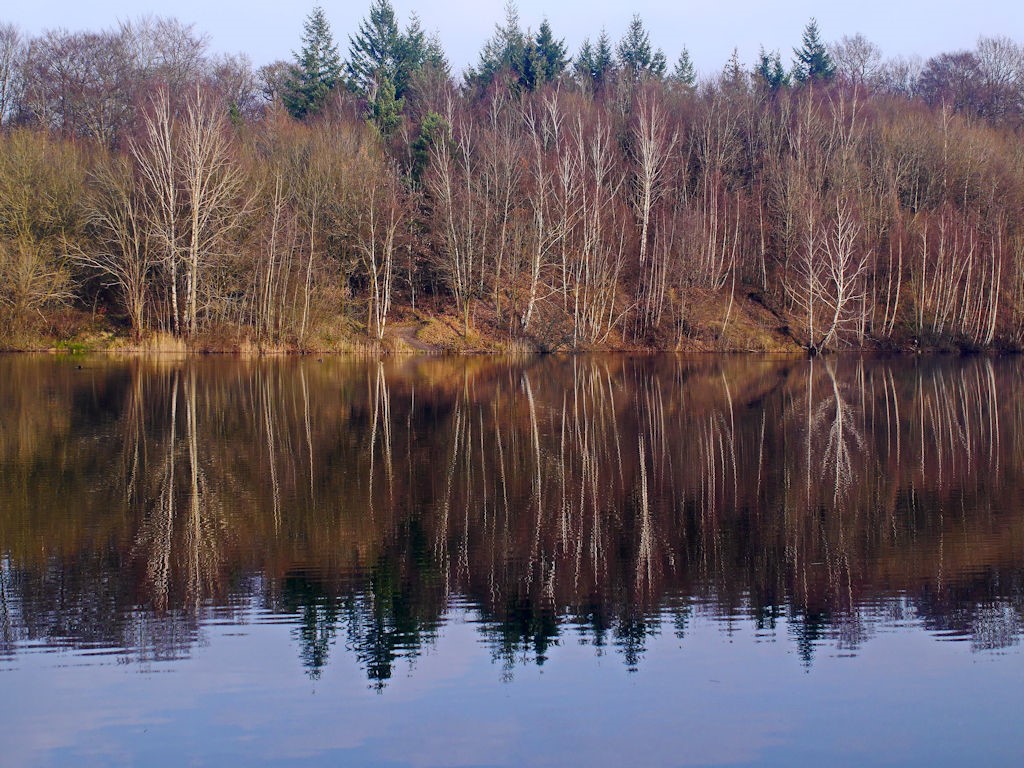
[5,1,1022,76]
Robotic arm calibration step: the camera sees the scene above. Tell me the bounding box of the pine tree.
[575,29,616,92]
[574,39,595,85]
[650,50,668,79]
[283,6,342,119]
[346,0,401,98]
[520,40,543,92]
[534,19,568,83]
[616,15,667,81]
[793,18,836,83]
[671,47,696,89]
[755,47,789,92]
[410,111,447,184]
[594,30,616,85]
[394,13,427,95]
[371,75,402,137]
[467,1,526,89]
[347,3,443,134]
[721,48,747,90]
[423,32,450,75]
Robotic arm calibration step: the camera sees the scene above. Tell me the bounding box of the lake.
[1,354,1022,766]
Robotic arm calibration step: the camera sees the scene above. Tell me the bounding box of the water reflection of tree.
[0,554,19,658]
[1,355,1023,678]
[281,573,338,680]
[132,368,226,615]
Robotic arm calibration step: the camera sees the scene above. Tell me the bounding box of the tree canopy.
[575,29,616,92]
[755,48,789,92]
[792,18,836,83]
[671,48,697,89]
[467,4,568,92]
[283,6,342,119]
[616,14,667,81]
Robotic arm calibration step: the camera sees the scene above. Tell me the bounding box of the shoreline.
[6,292,1019,358]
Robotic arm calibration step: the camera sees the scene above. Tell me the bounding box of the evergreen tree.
[393,14,451,95]
[574,39,595,85]
[534,19,568,83]
[651,50,668,79]
[347,2,435,102]
[410,111,447,184]
[671,47,697,89]
[755,47,790,92]
[575,29,616,92]
[793,18,836,83]
[616,15,667,81]
[283,6,342,119]
[346,0,401,97]
[423,32,450,75]
[347,3,445,134]
[466,1,526,89]
[518,20,567,91]
[371,75,403,137]
[395,13,428,93]
[519,40,544,92]
[721,48,747,90]
[594,30,616,85]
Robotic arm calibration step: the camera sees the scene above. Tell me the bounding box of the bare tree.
[130,85,248,336]
[353,156,402,340]
[77,156,153,336]
[428,94,486,336]
[876,55,923,98]
[209,53,262,122]
[630,86,677,331]
[521,94,557,331]
[16,27,140,145]
[816,197,872,350]
[122,16,209,102]
[178,86,248,335]
[131,87,180,333]
[0,23,21,125]
[567,105,627,345]
[831,34,883,89]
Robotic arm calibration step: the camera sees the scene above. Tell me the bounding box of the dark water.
[1,354,1023,766]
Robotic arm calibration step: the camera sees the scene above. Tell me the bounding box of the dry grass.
[2,290,810,357]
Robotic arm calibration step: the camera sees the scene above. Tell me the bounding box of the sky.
[5,1,1023,77]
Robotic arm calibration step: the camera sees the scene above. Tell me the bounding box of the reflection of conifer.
[792,609,828,667]
[283,574,339,680]
[614,614,657,672]
[482,599,561,669]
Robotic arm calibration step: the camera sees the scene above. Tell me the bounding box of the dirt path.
[390,323,436,353]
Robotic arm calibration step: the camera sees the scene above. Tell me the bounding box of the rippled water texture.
[1,354,1023,766]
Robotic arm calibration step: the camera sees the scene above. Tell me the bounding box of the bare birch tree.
[428,95,485,336]
[630,87,677,331]
[178,86,247,335]
[131,88,180,334]
[353,155,402,340]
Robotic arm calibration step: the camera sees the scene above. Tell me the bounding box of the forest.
[1,3,1023,353]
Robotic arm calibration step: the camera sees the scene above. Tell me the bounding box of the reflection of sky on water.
[3,606,1022,766]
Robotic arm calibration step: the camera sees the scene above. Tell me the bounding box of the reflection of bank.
[0,356,1022,679]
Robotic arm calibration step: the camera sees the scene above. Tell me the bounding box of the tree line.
[1,3,1024,352]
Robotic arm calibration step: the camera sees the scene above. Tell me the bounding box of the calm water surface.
[1,354,1023,766]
